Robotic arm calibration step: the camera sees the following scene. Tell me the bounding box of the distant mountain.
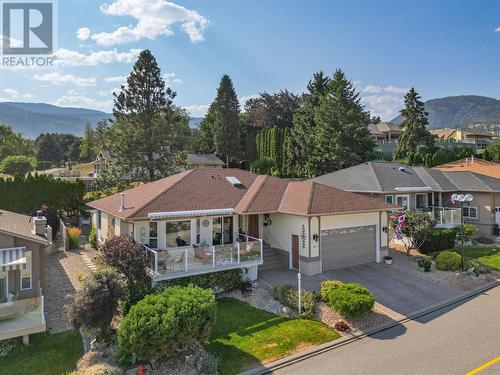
[391,95,500,129]
[0,102,111,138]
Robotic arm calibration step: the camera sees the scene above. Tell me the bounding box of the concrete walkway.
[259,263,461,316]
[44,249,93,333]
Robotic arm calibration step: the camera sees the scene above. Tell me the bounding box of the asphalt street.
[273,286,500,375]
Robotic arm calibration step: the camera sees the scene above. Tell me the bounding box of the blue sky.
[1,0,499,120]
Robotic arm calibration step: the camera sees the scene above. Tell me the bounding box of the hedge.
[420,228,457,254]
[326,283,374,318]
[118,285,216,360]
[156,268,244,293]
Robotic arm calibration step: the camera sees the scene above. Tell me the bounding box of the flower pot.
[384,258,393,265]
[424,264,431,272]
[418,266,425,272]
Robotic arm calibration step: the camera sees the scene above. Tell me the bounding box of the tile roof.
[434,158,500,178]
[0,210,50,245]
[88,169,392,219]
[187,153,225,166]
[369,122,403,135]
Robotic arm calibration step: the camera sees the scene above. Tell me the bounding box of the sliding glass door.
[212,216,234,246]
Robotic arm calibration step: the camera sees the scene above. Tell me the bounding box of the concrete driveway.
[259,263,461,316]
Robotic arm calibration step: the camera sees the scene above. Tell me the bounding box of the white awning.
[1,247,26,271]
[149,208,235,220]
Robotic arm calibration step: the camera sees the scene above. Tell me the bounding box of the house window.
[97,211,101,230]
[149,222,158,249]
[396,195,410,209]
[166,221,191,247]
[20,251,32,290]
[416,194,427,209]
[385,195,393,204]
[463,206,478,219]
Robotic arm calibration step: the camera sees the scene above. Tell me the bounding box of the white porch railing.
[426,207,461,228]
[0,296,46,340]
[143,234,263,280]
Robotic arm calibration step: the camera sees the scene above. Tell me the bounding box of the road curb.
[239,280,499,375]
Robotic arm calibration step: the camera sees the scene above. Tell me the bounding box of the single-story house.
[313,162,500,237]
[434,157,500,179]
[0,210,50,343]
[431,129,495,149]
[88,169,392,282]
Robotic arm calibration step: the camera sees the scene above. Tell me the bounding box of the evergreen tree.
[394,88,435,160]
[196,102,217,153]
[212,75,241,166]
[0,125,34,160]
[106,50,185,181]
[313,70,374,174]
[36,133,64,164]
[79,123,98,162]
[286,71,330,177]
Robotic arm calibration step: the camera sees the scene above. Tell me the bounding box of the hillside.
[391,95,500,129]
[0,102,203,137]
[0,102,111,138]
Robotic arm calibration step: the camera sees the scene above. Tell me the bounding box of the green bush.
[88,225,97,249]
[320,280,343,302]
[272,284,315,318]
[157,268,243,292]
[435,251,462,271]
[326,283,375,318]
[465,260,491,275]
[0,155,36,176]
[118,285,216,360]
[420,228,457,254]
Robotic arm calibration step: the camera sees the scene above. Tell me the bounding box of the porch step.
[261,247,287,271]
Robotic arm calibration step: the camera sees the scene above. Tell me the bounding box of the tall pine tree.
[106,50,186,181]
[394,88,435,160]
[211,75,241,166]
[79,123,97,162]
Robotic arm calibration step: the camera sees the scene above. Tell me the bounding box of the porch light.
[452,193,474,271]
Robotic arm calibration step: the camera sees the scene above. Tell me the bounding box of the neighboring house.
[0,210,50,343]
[369,122,403,154]
[431,129,496,149]
[91,150,224,177]
[87,169,392,282]
[434,157,500,179]
[313,162,500,238]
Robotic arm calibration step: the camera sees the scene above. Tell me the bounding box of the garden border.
[240,279,499,375]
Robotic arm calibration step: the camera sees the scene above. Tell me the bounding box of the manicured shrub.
[65,268,124,340]
[98,235,150,283]
[88,225,97,249]
[320,280,344,302]
[118,285,216,360]
[326,283,375,318]
[157,268,243,292]
[420,228,457,254]
[272,284,315,318]
[68,226,81,249]
[435,251,462,271]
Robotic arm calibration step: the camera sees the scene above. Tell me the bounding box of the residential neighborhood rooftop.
[0,210,50,245]
[434,158,500,179]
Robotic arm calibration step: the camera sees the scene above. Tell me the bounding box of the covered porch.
[140,210,264,281]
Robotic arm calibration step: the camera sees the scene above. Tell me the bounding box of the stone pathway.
[44,249,93,333]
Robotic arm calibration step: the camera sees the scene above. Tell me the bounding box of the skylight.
[226,176,243,187]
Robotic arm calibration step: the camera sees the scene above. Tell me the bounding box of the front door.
[0,272,7,303]
[248,215,259,238]
[291,234,299,270]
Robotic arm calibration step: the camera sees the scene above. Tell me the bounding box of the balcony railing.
[144,235,263,281]
[426,207,461,228]
[0,296,46,341]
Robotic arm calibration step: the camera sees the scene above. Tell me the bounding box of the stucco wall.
[263,214,308,257]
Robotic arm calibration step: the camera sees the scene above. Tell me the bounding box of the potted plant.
[416,256,431,272]
[384,255,393,265]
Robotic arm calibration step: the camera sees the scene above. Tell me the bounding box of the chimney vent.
[32,212,47,236]
[119,193,125,211]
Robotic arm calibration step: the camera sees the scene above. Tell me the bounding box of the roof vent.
[226,176,243,187]
[398,166,406,172]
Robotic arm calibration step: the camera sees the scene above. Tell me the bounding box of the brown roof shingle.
[434,158,500,179]
[0,210,50,245]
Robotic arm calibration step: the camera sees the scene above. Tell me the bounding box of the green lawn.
[206,298,340,375]
[0,331,83,375]
[458,246,500,270]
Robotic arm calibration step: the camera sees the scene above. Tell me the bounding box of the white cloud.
[105,75,128,83]
[54,48,141,67]
[2,88,33,100]
[34,72,96,87]
[76,27,91,41]
[361,94,404,120]
[495,26,500,32]
[183,104,209,117]
[360,85,408,95]
[55,94,113,111]
[163,72,182,85]
[88,0,209,46]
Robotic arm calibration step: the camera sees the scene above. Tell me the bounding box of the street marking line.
[466,356,500,375]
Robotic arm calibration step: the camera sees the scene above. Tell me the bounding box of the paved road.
[273,286,500,375]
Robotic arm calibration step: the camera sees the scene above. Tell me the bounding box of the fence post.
[154,250,158,276]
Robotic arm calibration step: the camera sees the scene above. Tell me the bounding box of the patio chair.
[194,247,212,263]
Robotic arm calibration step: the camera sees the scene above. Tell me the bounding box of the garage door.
[321,225,376,271]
